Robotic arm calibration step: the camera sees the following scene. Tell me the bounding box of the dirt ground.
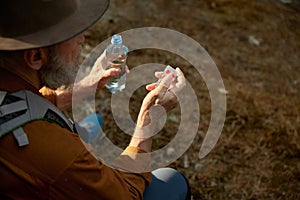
[80,0,300,199]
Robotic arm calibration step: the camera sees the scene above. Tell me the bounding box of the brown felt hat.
[0,0,109,50]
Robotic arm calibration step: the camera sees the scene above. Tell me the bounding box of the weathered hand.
[130,68,186,152]
[88,51,121,90]
[136,67,186,128]
[54,51,130,110]
[147,68,185,112]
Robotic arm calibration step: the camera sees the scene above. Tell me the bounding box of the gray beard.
[39,47,81,90]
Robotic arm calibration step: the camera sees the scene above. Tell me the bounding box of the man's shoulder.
[23,119,84,156]
[0,90,75,138]
[1,119,87,181]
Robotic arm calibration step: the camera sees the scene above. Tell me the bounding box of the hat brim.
[0,0,109,50]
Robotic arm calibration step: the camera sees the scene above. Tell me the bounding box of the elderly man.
[0,0,190,199]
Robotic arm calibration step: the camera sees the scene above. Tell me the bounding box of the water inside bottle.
[106,58,126,93]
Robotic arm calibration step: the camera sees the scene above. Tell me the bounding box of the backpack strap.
[0,90,77,147]
[0,91,6,105]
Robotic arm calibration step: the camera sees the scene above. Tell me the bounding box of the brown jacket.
[0,68,151,199]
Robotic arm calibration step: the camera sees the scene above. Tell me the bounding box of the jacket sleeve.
[3,120,152,200]
[38,87,152,199]
[51,144,152,200]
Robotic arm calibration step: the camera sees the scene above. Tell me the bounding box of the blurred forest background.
[79,0,300,199]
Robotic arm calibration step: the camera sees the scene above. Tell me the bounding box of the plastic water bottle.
[105,34,128,93]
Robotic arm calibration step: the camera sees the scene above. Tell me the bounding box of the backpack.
[0,90,80,147]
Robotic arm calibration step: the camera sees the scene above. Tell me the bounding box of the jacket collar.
[0,67,41,96]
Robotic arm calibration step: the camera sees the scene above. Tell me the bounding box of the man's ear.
[24,48,48,70]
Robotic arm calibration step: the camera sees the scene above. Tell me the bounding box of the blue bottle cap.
[111,34,122,45]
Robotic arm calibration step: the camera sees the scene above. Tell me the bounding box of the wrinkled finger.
[96,68,121,89]
[175,67,186,90]
[103,68,122,78]
[154,71,163,79]
[145,83,157,91]
[168,67,186,94]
